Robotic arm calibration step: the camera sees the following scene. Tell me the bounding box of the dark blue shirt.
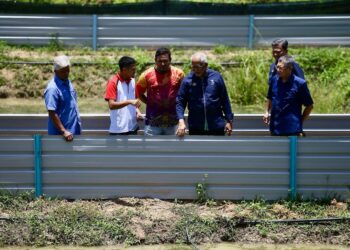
[268,61,304,85]
[176,69,234,132]
[267,74,313,136]
[44,75,81,135]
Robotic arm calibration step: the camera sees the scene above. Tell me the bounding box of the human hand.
[225,122,232,136]
[62,130,73,142]
[176,119,186,137]
[136,111,144,121]
[130,99,141,108]
[263,112,270,125]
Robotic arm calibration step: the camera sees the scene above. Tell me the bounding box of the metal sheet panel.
[0,136,34,190]
[1,14,349,47]
[1,135,349,200]
[1,114,349,136]
[297,138,350,199]
[40,136,290,199]
[254,16,350,46]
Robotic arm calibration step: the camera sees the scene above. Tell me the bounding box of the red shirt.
[136,66,184,127]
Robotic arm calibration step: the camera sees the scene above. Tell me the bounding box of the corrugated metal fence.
[1,135,349,200]
[0,15,350,48]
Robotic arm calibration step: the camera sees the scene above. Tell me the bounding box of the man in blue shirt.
[268,39,304,85]
[44,55,81,141]
[176,52,234,136]
[263,56,313,136]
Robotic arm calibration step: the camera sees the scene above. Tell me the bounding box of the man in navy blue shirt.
[263,56,313,136]
[176,52,234,136]
[268,39,304,85]
[44,55,81,141]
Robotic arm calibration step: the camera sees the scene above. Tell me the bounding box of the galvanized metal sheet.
[0,135,349,200]
[0,136,33,152]
[41,136,289,154]
[1,14,349,47]
[42,154,288,169]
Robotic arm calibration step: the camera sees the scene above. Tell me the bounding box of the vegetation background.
[0,41,349,114]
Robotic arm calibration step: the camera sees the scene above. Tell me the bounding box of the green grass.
[1,42,350,114]
[8,0,325,4]
[1,191,349,247]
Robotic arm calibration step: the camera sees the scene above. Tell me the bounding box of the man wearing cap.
[44,55,81,141]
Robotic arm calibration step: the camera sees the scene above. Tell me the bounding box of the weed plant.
[0,42,350,113]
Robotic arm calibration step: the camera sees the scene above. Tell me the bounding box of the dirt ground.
[80,198,350,246]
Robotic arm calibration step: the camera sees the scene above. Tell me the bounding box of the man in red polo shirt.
[136,48,184,135]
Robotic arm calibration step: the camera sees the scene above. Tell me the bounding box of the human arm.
[48,110,73,141]
[136,91,147,104]
[302,104,313,124]
[299,81,314,124]
[136,107,143,120]
[135,72,148,104]
[219,75,234,135]
[176,80,188,137]
[107,98,141,110]
[263,99,272,125]
[176,119,187,137]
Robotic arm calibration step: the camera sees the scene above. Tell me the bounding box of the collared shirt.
[44,75,81,135]
[105,73,138,133]
[267,74,313,136]
[136,66,184,127]
[268,61,304,85]
[176,69,234,132]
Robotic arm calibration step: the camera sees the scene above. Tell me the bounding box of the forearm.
[108,99,132,110]
[48,111,66,134]
[138,93,147,104]
[265,99,272,114]
[302,104,313,123]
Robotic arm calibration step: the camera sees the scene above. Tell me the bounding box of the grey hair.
[278,55,294,70]
[191,52,208,64]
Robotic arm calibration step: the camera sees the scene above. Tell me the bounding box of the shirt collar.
[54,75,69,85]
[117,73,131,84]
[278,74,294,84]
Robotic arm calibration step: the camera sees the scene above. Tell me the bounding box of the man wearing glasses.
[176,52,234,137]
[263,56,313,136]
[136,47,184,135]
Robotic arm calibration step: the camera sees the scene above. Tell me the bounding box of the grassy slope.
[12,0,323,4]
[0,192,349,247]
[0,42,349,114]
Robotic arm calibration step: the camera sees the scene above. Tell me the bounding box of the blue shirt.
[268,61,304,85]
[176,69,234,132]
[267,74,313,136]
[44,75,81,135]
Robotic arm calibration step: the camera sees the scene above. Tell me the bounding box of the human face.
[272,44,287,61]
[55,66,70,81]
[191,60,207,77]
[121,64,136,79]
[276,61,292,81]
[155,54,171,73]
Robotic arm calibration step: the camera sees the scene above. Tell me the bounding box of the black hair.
[118,56,136,70]
[272,39,288,50]
[155,47,171,61]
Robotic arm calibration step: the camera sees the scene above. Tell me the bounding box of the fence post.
[34,134,42,197]
[289,136,298,200]
[92,14,98,51]
[248,15,255,49]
